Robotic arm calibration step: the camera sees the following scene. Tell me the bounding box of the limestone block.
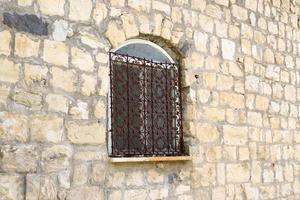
[0,30,11,56]
[52,20,70,41]
[231,5,248,21]
[38,0,65,16]
[215,21,228,38]
[147,169,164,184]
[50,67,77,92]
[93,1,108,25]
[81,74,97,96]
[73,163,88,186]
[175,184,190,195]
[245,0,257,11]
[217,74,233,90]
[107,172,125,187]
[192,164,216,186]
[149,188,168,200]
[194,31,208,52]
[41,145,72,172]
[67,186,104,200]
[11,91,42,110]
[0,174,24,200]
[70,101,89,119]
[247,111,262,127]
[284,85,296,102]
[46,93,69,113]
[58,170,71,189]
[196,123,219,143]
[203,107,225,121]
[126,171,144,186]
[24,63,48,86]
[18,0,32,6]
[263,49,275,64]
[109,191,122,200]
[245,75,259,92]
[44,40,69,67]
[124,190,147,200]
[199,14,214,33]
[206,4,222,19]
[128,0,151,12]
[191,0,206,11]
[66,121,106,144]
[30,114,64,143]
[215,0,229,6]
[94,100,106,119]
[110,0,125,7]
[0,145,38,172]
[255,95,269,111]
[71,47,94,72]
[26,174,57,200]
[221,39,235,60]
[91,163,106,183]
[153,1,171,15]
[96,53,108,64]
[69,0,92,21]
[223,125,248,145]
[0,85,9,105]
[0,112,28,142]
[15,33,40,58]
[220,92,244,109]
[227,163,250,183]
[121,13,139,38]
[98,67,109,96]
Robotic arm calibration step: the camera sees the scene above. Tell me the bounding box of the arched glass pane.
[115,43,172,63]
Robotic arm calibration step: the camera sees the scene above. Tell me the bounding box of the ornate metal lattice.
[109,52,185,157]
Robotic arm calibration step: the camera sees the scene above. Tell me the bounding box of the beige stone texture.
[0,112,28,142]
[0,58,19,83]
[43,40,69,67]
[30,114,64,143]
[50,67,77,92]
[227,163,250,183]
[0,30,11,55]
[46,93,69,113]
[69,0,92,21]
[38,0,65,16]
[196,123,219,143]
[71,47,94,72]
[67,122,106,144]
[15,33,39,58]
[223,125,248,145]
[24,64,48,86]
[18,0,32,6]
[0,174,24,200]
[26,174,57,200]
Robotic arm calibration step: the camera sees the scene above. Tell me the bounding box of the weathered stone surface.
[3,12,48,35]
[0,58,20,83]
[11,90,42,110]
[227,163,250,183]
[221,39,235,60]
[24,63,48,86]
[38,0,65,16]
[121,13,139,38]
[0,112,28,142]
[0,174,24,200]
[50,67,77,92]
[94,100,106,119]
[0,30,11,56]
[66,121,105,144]
[43,40,69,67]
[26,174,57,200]
[67,186,104,200]
[69,0,93,21]
[41,145,72,172]
[223,125,248,145]
[30,114,64,143]
[46,93,69,113]
[0,85,10,104]
[52,20,70,41]
[196,123,219,143]
[18,0,33,6]
[71,47,94,72]
[0,145,38,172]
[81,74,97,96]
[93,1,108,25]
[124,189,147,200]
[105,21,126,48]
[69,101,89,119]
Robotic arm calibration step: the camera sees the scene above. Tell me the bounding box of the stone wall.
[0,0,300,199]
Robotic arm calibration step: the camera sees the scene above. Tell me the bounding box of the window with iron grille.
[109,40,185,157]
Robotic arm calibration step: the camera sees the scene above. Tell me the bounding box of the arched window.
[109,39,185,157]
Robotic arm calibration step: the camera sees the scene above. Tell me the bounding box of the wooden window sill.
[109,156,192,163]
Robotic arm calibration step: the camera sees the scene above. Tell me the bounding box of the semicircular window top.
[108,39,188,160]
[114,39,174,63]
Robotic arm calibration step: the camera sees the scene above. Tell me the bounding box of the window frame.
[108,39,186,158]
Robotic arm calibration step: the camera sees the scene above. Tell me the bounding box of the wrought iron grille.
[109,52,185,157]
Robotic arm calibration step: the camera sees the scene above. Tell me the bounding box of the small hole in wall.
[194,74,199,79]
